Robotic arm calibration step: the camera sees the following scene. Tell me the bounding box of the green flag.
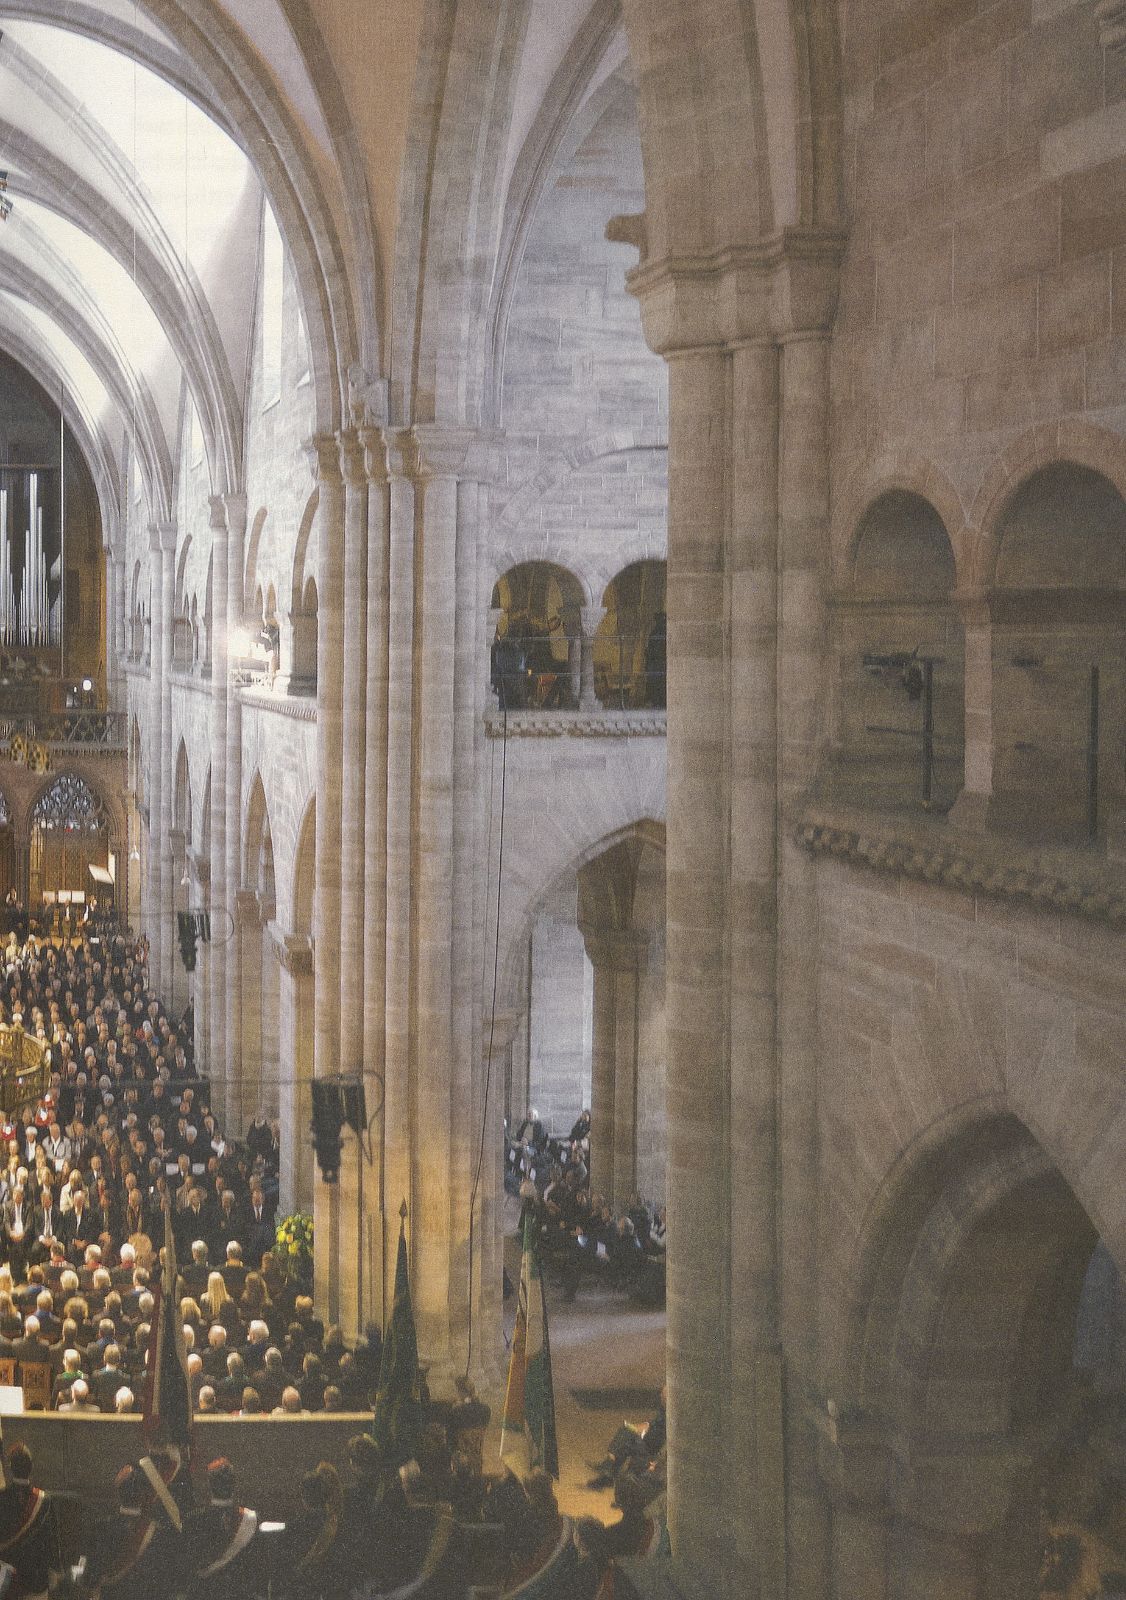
[499,1207,559,1478]
[372,1206,422,1465]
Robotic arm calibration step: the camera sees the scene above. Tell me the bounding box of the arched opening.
[836,1114,1122,1599]
[28,771,112,924]
[490,560,584,709]
[989,463,1126,844]
[830,489,964,812]
[509,822,667,1213]
[594,559,667,710]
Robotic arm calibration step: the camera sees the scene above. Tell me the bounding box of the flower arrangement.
[274,1212,314,1279]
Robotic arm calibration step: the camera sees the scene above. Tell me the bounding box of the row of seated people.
[0,1238,383,1415]
[507,1110,666,1304]
[0,1402,666,1599]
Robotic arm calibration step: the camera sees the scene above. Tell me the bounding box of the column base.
[947,788,997,834]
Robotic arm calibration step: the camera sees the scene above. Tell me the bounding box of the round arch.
[969,421,1126,590]
[835,1104,1113,1599]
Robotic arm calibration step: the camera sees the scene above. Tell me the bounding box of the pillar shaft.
[338,431,368,1077]
[223,495,247,1140]
[579,605,605,710]
[662,344,735,1590]
[310,436,345,1324]
[146,529,165,986]
[413,460,458,1371]
[729,340,784,1593]
[360,428,390,1334]
[208,499,228,1089]
[381,443,416,1310]
[949,603,994,831]
[777,331,833,1599]
[159,529,175,999]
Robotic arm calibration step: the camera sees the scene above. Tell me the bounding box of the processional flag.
[371,1201,423,1466]
[139,1201,193,1528]
[499,1206,559,1479]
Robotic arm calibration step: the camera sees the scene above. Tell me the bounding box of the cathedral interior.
[0,0,1125,1595]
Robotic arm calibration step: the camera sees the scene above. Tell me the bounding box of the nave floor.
[494,1199,666,1521]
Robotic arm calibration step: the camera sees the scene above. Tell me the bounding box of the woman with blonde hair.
[203,1270,239,1333]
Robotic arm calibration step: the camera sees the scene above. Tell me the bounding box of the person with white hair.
[113,1385,135,1413]
[58,1377,98,1413]
[51,1348,84,1409]
[274,1385,304,1415]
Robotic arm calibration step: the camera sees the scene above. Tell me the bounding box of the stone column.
[729,339,784,1596]
[579,604,605,710]
[361,425,390,1332]
[411,427,465,1376]
[103,548,116,698]
[207,495,229,1089]
[309,436,345,1322]
[381,435,416,1316]
[145,529,165,985]
[189,849,209,1071]
[336,429,368,1339]
[168,828,187,1015]
[338,430,369,1077]
[276,934,314,1217]
[657,344,735,1590]
[114,555,127,668]
[949,598,994,832]
[223,495,247,1142]
[158,526,176,999]
[777,329,834,1600]
[236,889,262,1131]
[579,928,646,1210]
[627,236,842,1600]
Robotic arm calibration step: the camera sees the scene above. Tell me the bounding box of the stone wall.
[834,0,1126,509]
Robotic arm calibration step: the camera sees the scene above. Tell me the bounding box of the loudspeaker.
[310,1081,344,1183]
[340,1080,366,1136]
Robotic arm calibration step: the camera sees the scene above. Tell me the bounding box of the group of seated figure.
[506,1110,666,1305]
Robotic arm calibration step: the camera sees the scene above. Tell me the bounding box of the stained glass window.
[31,774,107,835]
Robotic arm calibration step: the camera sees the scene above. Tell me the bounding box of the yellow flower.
[289,1242,299,1256]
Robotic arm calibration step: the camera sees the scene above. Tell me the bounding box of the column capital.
[337,427,367,488]
[207,493,248,535]
[273,931,313,976]
[304,432,344,485]
[358,424,389,486]
[393,425,503,485]
[624,226,846,355]
[579,604,606,637]
[148,520,177,555]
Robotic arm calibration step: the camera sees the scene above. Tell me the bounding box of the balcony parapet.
[484,709,666,739]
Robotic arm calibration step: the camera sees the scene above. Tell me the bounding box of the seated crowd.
[506,1109,666,1304]
[0,1378,666,1598]
[0,928,377,1416]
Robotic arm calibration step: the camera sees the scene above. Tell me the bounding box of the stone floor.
[489,1204,667,1520]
